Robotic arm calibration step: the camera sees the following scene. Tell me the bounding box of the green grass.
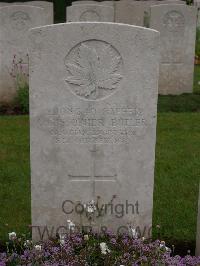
[194,65,200,94]
[0,116,30,244]
[153,113,200,245]
[0,114,199,250]
[158,94,200,112]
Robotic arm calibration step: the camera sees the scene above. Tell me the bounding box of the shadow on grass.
[158,93,200,113]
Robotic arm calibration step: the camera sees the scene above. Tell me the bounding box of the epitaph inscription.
[38,104,146,144]
[64,40,123,100]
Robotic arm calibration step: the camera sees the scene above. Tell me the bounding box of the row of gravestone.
[67,0,186,25]
[67,1,197,95]
[0,1,198,105]
[69,0,200,28]
[25,20,200,254]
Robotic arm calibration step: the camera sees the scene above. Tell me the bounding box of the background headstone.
[196,184,200,256]
[29,22,159,240]
[115,0,145,26]
[194,0,200,28]
[130,1,185,27]
[72,1,114,6]
[150,4,197,94]
[194,0,200,7]
[67,4,114,21]
[160,0,185,3]
[133,1,160,27]
[0,5,49,103]
[0,1,53,23]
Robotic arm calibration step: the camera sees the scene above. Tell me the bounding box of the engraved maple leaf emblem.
[65,43,122,99]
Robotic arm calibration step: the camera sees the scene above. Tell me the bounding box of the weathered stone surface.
[130,1,185,27]
[67,4,114,21]
[29,22,159,240]
[159,0,185,4]
[115,0,146,26]
[150,4,197,94]
[29,1,53,22]
[0,5,50,103]
[194,0,200,7]
[197,11,200,28]
[194,0,200,28]
[72,1,114,6]
[196,185,200,256]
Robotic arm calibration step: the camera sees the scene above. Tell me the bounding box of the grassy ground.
[153,113,200,249]
[193,65,200,94]
[0,116,31,243]
[0,113,199,253]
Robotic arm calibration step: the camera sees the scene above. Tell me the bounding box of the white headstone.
[194,0,200,7]
[0,5,51,104]
[0,1,53,23]
[196,185,200,256]
[72,1,114,6]
[29,22,159,240]
[150,4,197,94]
[115,0,146,26]
[67,4,114,22]
[160,0,185,3]
[129,1,185,27]
[194,0,200,28]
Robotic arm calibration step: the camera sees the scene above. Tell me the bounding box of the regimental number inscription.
[37,104,146,144]
[10,11,31,31]
[163,11,185,32]
[80,10,101,21]
[64,40,123,100]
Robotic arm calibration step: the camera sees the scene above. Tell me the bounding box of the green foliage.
[196,28,200,57]
[15,84,29,114]
[186,0,193,5]
[54,0,67,23]
[193,65,200,94]
[9,54,29,114]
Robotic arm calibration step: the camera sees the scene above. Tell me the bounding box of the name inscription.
[37,104,146,144]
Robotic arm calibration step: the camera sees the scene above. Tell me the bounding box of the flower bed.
[0,231,200,266]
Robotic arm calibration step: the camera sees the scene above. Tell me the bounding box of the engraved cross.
[68,144,117,197]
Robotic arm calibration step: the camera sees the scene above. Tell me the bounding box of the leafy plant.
[186,0,193,5]
[10,54,29,114]
[14,83,29,114]
[196,28,200,58]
